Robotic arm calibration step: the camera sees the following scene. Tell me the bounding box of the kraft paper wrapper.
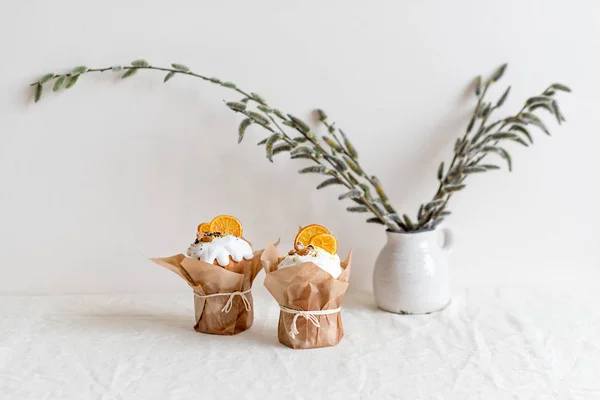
[262,243,352,349]
[150,249,264,335]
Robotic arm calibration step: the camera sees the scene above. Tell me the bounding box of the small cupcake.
[263,224,351,349]
[151,215,264,335]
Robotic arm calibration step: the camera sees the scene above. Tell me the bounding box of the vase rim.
[385,228,436,235]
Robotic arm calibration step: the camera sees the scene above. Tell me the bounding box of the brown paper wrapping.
[150,249,264,335]
[262,243,352,349]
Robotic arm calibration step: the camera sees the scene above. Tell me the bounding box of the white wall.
[0,0,598,294]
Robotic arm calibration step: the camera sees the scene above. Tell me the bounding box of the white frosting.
[278,246,343,278]
[187,235,253,267]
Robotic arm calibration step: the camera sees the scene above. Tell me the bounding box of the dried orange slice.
[308,233,338,255]
[294,224,329,248]
[197,222,211,233]
[209,215,243,237]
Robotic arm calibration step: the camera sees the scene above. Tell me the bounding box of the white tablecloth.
[1,286,599,400]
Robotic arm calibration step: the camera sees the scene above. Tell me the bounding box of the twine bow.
[194,289,252,313]
[280,306,342,339]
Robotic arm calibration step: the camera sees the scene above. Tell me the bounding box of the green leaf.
[521,112,550,135]
[265,134,282,162]
[425,199,445,210]
[164,72,176,82]
[513,137,530,147]
[247,111,270,125]
[209,77,221,84]
[343,155,362,176]
[293,137,307,143]
[34,84,42,103]
[496,86,511,107]
[282,120,295,128]
[466,115,475,133]
[272,143,292,155]
[366,217,384,225]
[171,63,190,72]
[358,183,373,201]
[347,173,359,185]
[443,184,466,192]
[238,118,252,143]
[370,176,388,201]
[503,116,528,127]
[550,83,571,93]
[525,96,553,107]
[455,138,464,153]
[463,166,487,174]
[489,132,519,141]
[290,154,313,160]
[39,73,55,84]
[287,115,310,134]
[551,100,564,124]
[403,215,414,230]
[529,103,555,116]
[250,92,267,105]
[338,189,363,200]
[475,76,482,96]
[221,81,237,88]
[482,146,512,171]
[417,204,424,220]
[257,137,269,146]
[347,206,368,213]
[257,105,273,114]
[273,109,287,120]
[324,154,347,171]
[317,178,341,189]
[290,146,313,157]
[479,103,491,118]
[52,75,66,92]
[111,66,123,72]
[341,130,358,158]
[226,102,247,112]
[65,74,79,88]
[480,164,500,170]
[131,59,149,67]
[509,125,534,144]
[323,136,342,152]
[71,65,88,75]
[121,69,138,79]
[316,109,328,121]
[300,166,330,175]
[437,162,444,180]
[387,213,403,223]
[491,63,507,82]
[371,202,387,215]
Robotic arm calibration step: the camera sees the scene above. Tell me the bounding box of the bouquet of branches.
[31,62,570,232]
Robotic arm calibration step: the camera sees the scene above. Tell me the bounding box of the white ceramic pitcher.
[373,228,454,314]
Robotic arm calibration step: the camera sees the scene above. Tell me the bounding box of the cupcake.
[151,215,264,335]
[187,231,254,269]
[262,224,351,349]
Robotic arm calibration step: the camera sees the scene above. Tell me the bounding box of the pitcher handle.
[441,227,455,254]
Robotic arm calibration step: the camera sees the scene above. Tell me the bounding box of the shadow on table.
[236,326,280,348]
